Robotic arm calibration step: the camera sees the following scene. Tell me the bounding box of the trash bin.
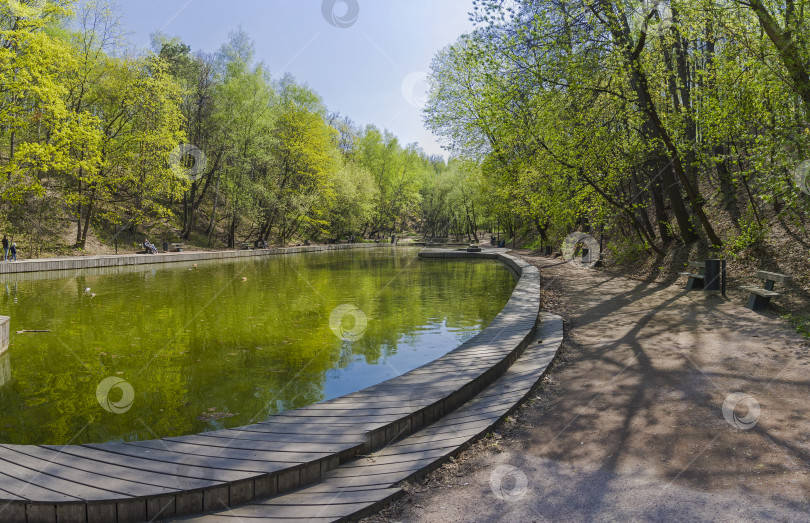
[581,248,590,264]
[162,241,169,253]
[704,259,722,291]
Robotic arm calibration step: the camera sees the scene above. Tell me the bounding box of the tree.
[739,0,810,118]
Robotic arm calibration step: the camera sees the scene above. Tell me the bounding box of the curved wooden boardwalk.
[0,250,540,523]
[179,313,564,522]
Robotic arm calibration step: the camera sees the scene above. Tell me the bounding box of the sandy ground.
[362,252,810,522]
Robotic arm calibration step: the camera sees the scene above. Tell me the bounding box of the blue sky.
[116,0,476,157]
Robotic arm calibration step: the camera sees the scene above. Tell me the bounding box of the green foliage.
[5,0,810,260]
[607,236,649,266]
[782,312,810,339]
[424,0,810,258]
[724,210,768,259]
[1,1,478,250]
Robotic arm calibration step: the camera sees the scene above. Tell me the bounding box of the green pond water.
[0,248,515,445]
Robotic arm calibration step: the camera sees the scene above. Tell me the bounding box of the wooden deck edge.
[185,313,563,523]
[341,489,407,523]
[338,313,564,523]
[391,314,563,485]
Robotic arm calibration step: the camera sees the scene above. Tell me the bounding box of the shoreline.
[0,242,390,277]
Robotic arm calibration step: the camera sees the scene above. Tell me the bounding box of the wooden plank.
[255,487,401,507]
[162,435,356,454]
[27,446,210,490]
[409,418,494,439]
[339,447,451,470]
[280,405,417,417]
[755,270,792,282]
[82,444,287,474]
[227,423,368,436]
[740,286,781,298]
[314,396,421,408]
[194,512,342,522]
[0,476,70,504]
[322,472,415,489]
[258,414,395,426]
[184,516,337,522]
[377,436,472,457]
[326,458,435,479]
[25,504,57,523]
[307,399,432,415]
[0,501,25,523]
[201,429,364,445]
[428,404,514,427]
[209,500,378,518]
[0,460,98,502]
[0,446,179,497]
[294,481,399,494]
[125,440,333,463]
[0,484,26,501]
[48,446,246,484]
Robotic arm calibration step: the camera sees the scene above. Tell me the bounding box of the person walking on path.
[9,243,16,262]
[2,236,8,261]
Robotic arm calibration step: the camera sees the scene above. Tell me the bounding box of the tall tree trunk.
[76,178,83,245]
[80,190,95,249]
[534,217,549,244]
[228,215,237,249]
[598,4,721,245]
[633,63,720,245]
[206,171,221,237]
[631,170,657,240]
[648,167,674,245]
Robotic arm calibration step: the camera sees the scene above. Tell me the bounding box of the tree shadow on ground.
[518,255,810,510]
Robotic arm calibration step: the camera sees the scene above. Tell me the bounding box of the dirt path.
[363,253,810,522]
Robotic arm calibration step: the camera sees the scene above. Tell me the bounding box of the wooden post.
[0,316,8,388]
[0,316,9,355]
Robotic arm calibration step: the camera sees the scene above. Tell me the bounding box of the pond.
[0,248,516,445]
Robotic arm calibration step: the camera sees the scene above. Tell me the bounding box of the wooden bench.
[169,242,185,252]
[741,271,792,311]
[238,242,252,250]
[679,261,705,291]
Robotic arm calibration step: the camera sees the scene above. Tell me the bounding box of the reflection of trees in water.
[2,282,17,304]
[0,250,515,444]
[336,340,354,368]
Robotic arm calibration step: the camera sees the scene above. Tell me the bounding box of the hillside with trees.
[424,0,810,329]
[0,0,489,255]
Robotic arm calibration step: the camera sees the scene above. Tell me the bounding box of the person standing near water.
[1,236,7,261]
[9,243,16,261]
